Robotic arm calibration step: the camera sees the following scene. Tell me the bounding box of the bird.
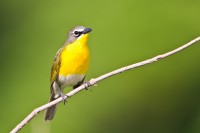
[44,26,92,121]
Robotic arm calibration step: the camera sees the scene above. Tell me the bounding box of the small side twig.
[10,36,200,133]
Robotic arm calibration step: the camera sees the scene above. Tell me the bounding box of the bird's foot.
[60,92,67,105]
[84,81,92,92]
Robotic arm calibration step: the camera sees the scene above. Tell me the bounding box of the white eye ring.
[73,31,82,37]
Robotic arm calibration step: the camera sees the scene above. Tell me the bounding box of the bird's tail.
[44,93,57,121]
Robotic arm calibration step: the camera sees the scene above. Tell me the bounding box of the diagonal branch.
[10,36,200,133]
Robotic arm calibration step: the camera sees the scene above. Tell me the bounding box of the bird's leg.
[59,85,67,105]
[73,77,85,90]
[83,81,92,92]
[73,77,91,91]
[73,81,82,90]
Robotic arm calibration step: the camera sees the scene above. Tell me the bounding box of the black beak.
[83,28,92,34]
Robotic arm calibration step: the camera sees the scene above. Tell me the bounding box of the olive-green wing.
[50,48,63,94]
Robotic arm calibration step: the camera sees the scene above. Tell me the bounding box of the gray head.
[66,26,92,44]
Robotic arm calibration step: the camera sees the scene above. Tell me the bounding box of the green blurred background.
[1,0,200,133]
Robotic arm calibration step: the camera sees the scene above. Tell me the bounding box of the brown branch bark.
[10,36,200,133]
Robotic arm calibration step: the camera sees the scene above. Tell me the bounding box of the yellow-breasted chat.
[44,26,92,121]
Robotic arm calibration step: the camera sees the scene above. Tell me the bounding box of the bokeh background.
[0,0,200,133]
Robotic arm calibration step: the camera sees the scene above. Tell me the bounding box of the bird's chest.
[59,44,89,76]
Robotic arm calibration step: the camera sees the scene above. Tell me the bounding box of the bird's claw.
[59,92,69,105]
[84,81,92,92]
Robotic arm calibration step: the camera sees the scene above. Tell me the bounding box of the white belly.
[53,74,85,98]
[59,74,85,88]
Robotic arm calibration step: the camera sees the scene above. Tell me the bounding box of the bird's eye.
[73,31,82,37]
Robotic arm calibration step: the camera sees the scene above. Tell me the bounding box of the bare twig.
[10,36,200,133]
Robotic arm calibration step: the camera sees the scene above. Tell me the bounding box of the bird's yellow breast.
[59,34,90,76]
